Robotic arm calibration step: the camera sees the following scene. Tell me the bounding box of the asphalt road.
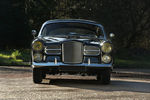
[0,66,150,100]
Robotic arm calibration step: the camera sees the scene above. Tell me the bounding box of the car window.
[41,22,104,37]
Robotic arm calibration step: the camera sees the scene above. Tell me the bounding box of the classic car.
[31,19,115,84]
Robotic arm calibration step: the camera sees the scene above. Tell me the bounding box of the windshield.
[41,22,103,38]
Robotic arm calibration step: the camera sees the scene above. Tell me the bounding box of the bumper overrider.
[32,62,113,69]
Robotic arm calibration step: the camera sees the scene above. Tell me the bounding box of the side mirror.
[32,30,37,38]
[109,33,115,38]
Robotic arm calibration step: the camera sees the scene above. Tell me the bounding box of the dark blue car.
[31,19,115,84]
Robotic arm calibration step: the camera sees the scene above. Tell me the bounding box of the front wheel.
[33,68,43,84]
[97,69,111,85]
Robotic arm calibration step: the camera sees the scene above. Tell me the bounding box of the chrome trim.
[84,50,100,56]
[88,58,91,65]
[45,49,61,51]
[44,48,61,55]
[32,62,113,68]
[84,50,100,52]
[54,58,57,64]
[84,47,100,56]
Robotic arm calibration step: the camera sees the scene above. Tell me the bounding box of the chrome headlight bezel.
[101,42,112,53]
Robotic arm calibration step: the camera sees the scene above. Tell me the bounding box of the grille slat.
[45,45,61,55]
[62,41,83,64]
[84,45,100,55]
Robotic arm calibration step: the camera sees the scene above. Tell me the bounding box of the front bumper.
[32,62,113,69]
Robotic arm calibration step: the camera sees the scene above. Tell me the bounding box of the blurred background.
[0,0,150,68]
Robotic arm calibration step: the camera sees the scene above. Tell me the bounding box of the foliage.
[0,0,150,50]
[25,0,150,50]
[0,49,31,66]
[11,50,21,59]
[114,48,150,68]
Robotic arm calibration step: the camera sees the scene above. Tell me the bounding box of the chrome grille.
[84,45,100,56]
[62,41,83,63]
[45,45,61,55]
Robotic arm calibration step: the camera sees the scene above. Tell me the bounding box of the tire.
[97,69,111,85]
[33,68,43,84]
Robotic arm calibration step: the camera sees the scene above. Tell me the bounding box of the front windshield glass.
[41,22,103,38]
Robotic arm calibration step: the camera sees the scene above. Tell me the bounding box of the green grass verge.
[0,49,31,66]
[114,49,150,68]
[115,58,150,68]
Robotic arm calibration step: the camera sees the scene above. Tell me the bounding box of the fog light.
[102,55,111,63]
[33,54,43,62]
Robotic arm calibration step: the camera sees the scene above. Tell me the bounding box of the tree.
[1,0,150,50]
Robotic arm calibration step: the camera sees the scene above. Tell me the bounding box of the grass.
[0,48,150,68]
[0,49,31,66]
[115,58,150,68]
[114,49,150,68]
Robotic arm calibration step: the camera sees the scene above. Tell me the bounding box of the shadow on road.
[0,66,31,72]
[40,78,150,93]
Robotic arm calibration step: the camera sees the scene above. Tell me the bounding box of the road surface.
[0,66,150,100]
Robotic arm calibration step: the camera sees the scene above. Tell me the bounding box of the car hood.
[41,36,104,45]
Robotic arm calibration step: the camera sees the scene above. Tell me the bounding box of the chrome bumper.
[32,62,113,68]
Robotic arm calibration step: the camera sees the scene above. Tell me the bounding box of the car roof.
[39,19,107,39]
[43,19,103,28]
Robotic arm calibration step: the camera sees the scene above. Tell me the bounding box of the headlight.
[101,42,112,53]
[32,41,43,51]
[102,55,111,63]
[33,53,43,62]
